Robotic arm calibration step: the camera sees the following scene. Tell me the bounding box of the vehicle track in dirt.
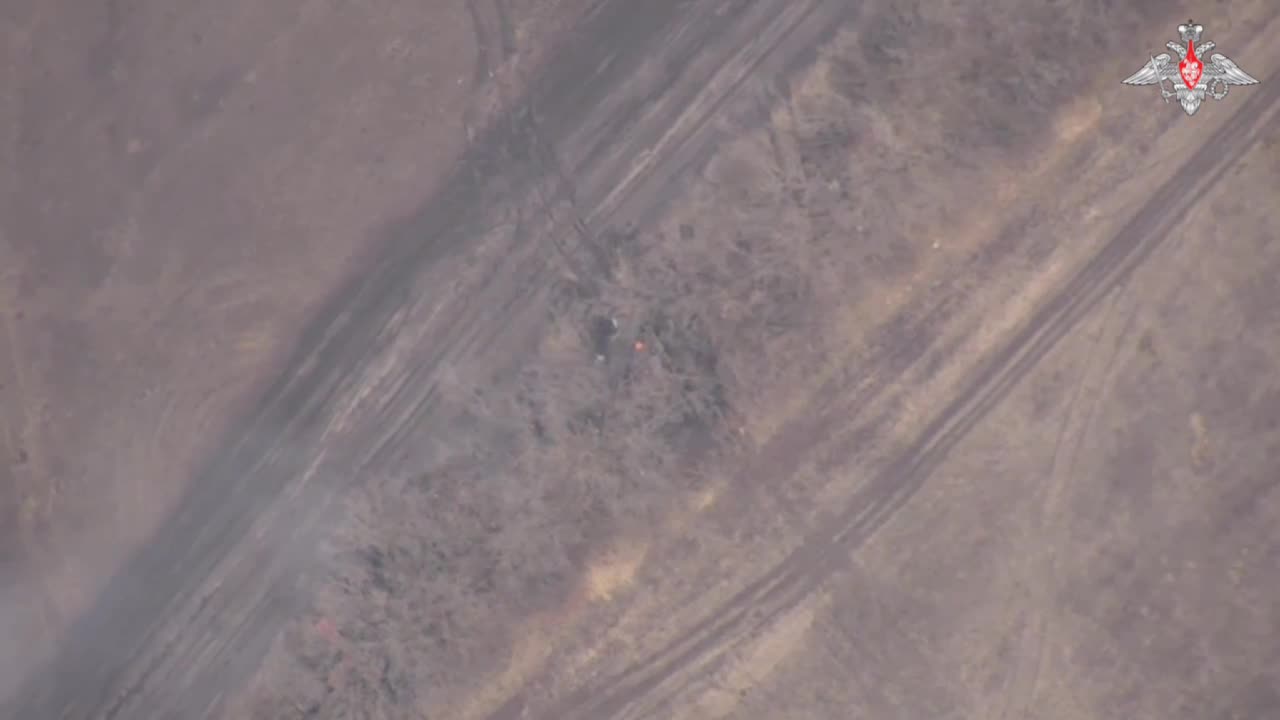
[1,1,853,718]
[528,62,1280,720]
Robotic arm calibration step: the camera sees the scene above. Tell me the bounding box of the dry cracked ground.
[2,1,1279,719]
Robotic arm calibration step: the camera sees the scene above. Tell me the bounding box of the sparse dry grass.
[230,2,1280,718]
[7,0,1280,718]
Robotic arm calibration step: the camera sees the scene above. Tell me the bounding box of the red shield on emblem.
[1179,39,1202,88]
[1122,21,1260,117]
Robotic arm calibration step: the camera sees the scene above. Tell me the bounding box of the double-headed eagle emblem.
[1123,20,1258,116]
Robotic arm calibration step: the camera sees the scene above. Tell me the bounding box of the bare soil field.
[0,0,581,699]
[3,1,1279,718]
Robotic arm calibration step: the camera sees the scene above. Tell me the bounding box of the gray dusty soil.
[3,1,1279,719]
[0,0,579,697]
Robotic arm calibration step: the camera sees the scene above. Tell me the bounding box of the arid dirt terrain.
[3,1,1279,718]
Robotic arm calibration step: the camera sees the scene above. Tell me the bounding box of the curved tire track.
[535,69,1280,720]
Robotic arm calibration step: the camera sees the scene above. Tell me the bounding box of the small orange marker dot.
[634,341,646,352]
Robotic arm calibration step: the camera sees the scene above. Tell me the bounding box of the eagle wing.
[1206,53,1259,85]
[1124,53,1175,85]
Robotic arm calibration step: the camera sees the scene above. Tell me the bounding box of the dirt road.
[5,1,1279,718]
[5,1,853,717]
[529,51,1280,720]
